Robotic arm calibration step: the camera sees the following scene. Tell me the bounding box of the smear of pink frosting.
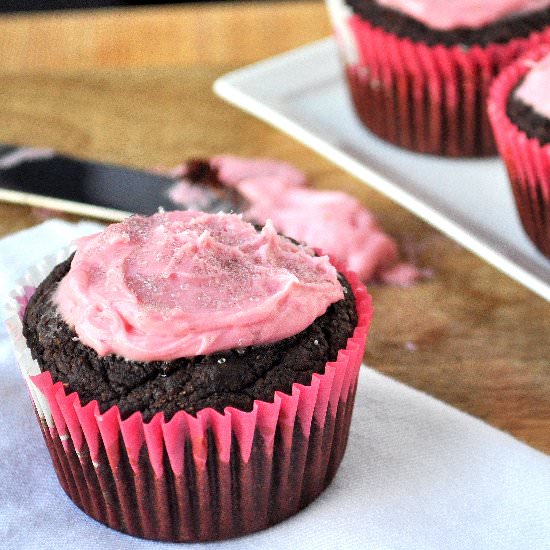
[54,211,343,361]
[168,178,213,211]
[211,155,307,187]
[239,178,401,282]
[514,51,550,119]
[171,155,420,286]
[374,0,550,30]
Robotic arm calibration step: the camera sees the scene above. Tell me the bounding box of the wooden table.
[0,1,549,452]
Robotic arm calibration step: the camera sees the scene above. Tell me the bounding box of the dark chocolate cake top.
[507,90,550,146]
[23,255,358,421]
[345,0,550,47]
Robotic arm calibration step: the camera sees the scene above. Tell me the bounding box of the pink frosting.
[374,0,550,30]
[238,178,401,282]
[211,155,307,187]
[167,179,213,211]
[514,51,550,119]
[54,211,344,361]
[170,156,421,285]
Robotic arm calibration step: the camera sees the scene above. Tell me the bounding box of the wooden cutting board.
[0,1,549,452]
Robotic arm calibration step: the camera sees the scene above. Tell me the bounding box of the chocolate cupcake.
[6,211,373,542]
[326,0,550,156]
[489,45,550,259]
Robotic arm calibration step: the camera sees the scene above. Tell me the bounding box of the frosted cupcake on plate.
[326,0,550,156]
[489,45,550,259]
[6,210,372,541]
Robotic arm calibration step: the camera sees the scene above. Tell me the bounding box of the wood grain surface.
[0,1,549,452]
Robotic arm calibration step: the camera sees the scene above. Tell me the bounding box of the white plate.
[214,38,550,301]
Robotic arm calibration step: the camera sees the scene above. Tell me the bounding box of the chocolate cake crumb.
[179,158,249,213]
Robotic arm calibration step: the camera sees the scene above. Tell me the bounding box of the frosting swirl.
[374,0,550,31]
[54,211,344,361]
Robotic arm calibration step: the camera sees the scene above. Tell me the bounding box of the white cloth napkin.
[1,220,550,550]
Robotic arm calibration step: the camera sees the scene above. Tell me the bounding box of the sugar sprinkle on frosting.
[54,211,344,361]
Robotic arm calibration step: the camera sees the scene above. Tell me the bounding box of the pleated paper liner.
[5,250,373,542]
[488,44,550,260]
[327,0,550,157]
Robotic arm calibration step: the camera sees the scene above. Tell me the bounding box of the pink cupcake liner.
[328,0,550,157]
[488,44,550,259]
[5,253,373,542]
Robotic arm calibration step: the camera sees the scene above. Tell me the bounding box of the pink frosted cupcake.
[326,0,550,156]
[489,45,550,259]
[6,211,372,541]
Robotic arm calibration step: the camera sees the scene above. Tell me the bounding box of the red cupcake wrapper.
[488,44,550,259]
[6,255,372,542]
[329,1,550,157]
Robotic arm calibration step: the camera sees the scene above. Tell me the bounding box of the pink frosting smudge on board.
[169,155,423,286]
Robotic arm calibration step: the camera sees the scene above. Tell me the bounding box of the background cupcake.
[326,0,550,157]
[6,211,373,542]
[489,44,550,259]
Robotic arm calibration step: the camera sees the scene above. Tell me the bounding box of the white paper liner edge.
[4,247,73,428]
